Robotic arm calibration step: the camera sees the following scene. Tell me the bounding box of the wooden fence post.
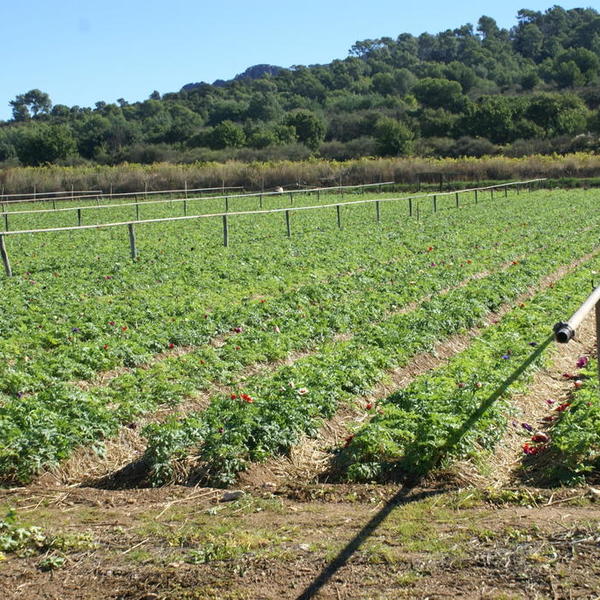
[475,189,478,204]
[259,194,263,209]
[77,209,82,226]
[183,199,187,216]
[433,195,437,213]
[336,204,342,229]
[0,234,11,277]
[225,197,229,212]
[285,210,291,237]
[135,201,140,221]
[3,213,8,232]
[376,200,381,223]
[455,192,459,208]
[223,215,229,247]
[128,224,137,260]
[408,197,412,217]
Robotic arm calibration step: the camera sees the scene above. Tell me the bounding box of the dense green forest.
[3,5,600,167]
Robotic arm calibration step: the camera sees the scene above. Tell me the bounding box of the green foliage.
[413,78,465,112]
[15,124,77,166]
[339,248,600,481]
[209,120,246,149]
[9,89,52,121]
[3,7,600,163]
[285,110,324,151]
[374,117,413,156]
[543,362,600,480]
[2,187,597,483]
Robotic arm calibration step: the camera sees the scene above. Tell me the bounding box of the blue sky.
[1,1,595,120]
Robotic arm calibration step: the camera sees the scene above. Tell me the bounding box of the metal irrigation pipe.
[553,283,600,384]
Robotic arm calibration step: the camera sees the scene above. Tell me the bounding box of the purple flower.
[529,342,537,347]
[16,392,23,399]
[576,356,589,369]
[521,422,533,432]
[72,327,81,333]
[502,354,510,360]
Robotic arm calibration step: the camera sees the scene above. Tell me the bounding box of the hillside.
[2,5,600,166]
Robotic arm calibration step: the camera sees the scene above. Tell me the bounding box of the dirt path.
[0,483,599,599]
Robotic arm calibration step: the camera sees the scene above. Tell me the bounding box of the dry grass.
[3,153,600,194]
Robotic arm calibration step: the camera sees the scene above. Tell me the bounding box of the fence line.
[0,185,245,206]
[0,181,396,220]
[0,189,102,199]
[0,179,545,276]
[1,179,544,237]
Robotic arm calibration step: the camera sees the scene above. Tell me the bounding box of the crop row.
[0,190,595,482]
[0,200,570,482]
[0,189,585,397]
[536,359,600,482]
[140,226,600,486]
[337,256,600,481]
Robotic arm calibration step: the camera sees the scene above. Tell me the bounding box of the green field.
[0,186,598,486]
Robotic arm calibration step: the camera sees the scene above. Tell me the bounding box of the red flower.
[555,402,571,412]
[344,434,355,447]
[241,393,253,403]
[230,393,238,400]
[169,343,175,349]
[121,326,128,331]
[366,402,373,410]
[102,344,109,350]
[427,246,434,252]
[522,443,541,455]
[531,432,549,443]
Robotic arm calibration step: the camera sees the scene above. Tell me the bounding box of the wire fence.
[0,185,245,206]
[0,182,396,230]
[0,179,546,277]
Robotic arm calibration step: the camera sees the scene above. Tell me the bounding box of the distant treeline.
[3,6,600,167]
